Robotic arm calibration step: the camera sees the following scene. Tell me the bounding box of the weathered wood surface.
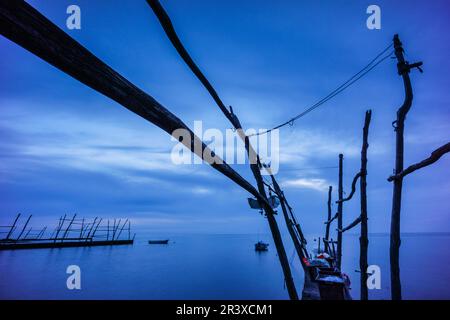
[388,142,450,181]
[337,172,361,203]
[0,0,264,204]
[337,154,344,269]
[146,0,234,124]
[0,239,134,250]
[270,176,308,267]
[390,34,414,300]
[360,110,371,300]
[341,216,362,233]
[146,0,299,299]
[324,186,332,251]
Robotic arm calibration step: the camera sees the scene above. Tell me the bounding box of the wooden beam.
[6,213,20,240]
[0,0,264,205]
[145,0,299,299]
[61,214,77,240]
[336,172,361,203]
[17,214,32,240]
[341,216,362,233]
[270,175,308,269]
[53,214,66,242]
[337,154,344,269]
[145,0,234,124]
[389,34,420,300]
[324,186,332,245]
[360,109,371,300]
[388,142,450,181]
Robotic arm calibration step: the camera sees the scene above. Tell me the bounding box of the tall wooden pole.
[62,214,77,240]
[54,214,66,242]
[360,110,371,300]
[146,0,299,299]
[390,34,421,300]
[324,186,332,252]
[337,154,344,269]
[6,213,20,240]
[270,176,307,269]
[79,218,85,238]
[249,156,299,299]
[0,0,267,209]
[17,214,32,240]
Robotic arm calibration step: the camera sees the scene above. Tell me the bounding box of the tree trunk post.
[360,110,371,300]
[271,175,307,269]
[390,34,420,300]
[337,154,344,269]
[324,186,332,253]
[145,0,299,299]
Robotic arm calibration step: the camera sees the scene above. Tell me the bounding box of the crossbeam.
[0,0,264,204]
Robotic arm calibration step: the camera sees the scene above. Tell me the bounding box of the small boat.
[148,240,169,244]
[302,252,352,300]
[255,241,269,251]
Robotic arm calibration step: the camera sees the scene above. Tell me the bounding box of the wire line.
[250,45,394,137]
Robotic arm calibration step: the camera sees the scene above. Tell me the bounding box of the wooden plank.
[390,34,413,300]
[0,239,134,250]
[324,186,332,253]
[145,0,299,299]
[337,154,343,269]
[360,110,371,300]
[0,0,263,204]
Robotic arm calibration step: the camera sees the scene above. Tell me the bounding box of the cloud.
[281,177,330,192]
[191,187,213,195]
[0,100,211,184]
[274,129,361,167]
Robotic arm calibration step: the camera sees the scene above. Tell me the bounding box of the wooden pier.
[0,239,133,250]
[0,214,135,251]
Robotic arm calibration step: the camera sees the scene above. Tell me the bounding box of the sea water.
[0,233,449,300]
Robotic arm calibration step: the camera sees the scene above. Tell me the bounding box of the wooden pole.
[270,176,307,269]
[337,154,344,269]
[324,186,332,252]
[146,0,299,299]
[113,219,121,241]
[111,219,116,241]
[0,0,266,207]
[62,214,77,240]
[37,226,47,240]
[79,218,85,238]
[360,110,371,300]
[116,219,129,240]
[6,213,20,240]
[85,217,98,242]
[24,227,32,239]
[90,218,103,240]
[390,34,422,300]
[0,0,297,298]
[17,214,32,240]
[54,214,66,242]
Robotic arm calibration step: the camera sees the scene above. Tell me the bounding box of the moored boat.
[148,239,169,244]
[254,241,269,251]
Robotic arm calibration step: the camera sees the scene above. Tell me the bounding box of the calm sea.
[1,232,449,300]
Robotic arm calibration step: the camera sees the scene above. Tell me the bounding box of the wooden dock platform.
[0,239,134,250]
[0,214,135,251]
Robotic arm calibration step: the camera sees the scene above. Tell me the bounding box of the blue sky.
[0,0,449,236]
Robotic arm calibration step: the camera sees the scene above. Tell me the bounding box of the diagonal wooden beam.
[146,0,299,299]
[388,142,450,182]
[0,0,264,204]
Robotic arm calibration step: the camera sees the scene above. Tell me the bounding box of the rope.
[249,44,394,137]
